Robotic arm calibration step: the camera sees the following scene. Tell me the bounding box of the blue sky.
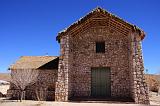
[0,0,160,74]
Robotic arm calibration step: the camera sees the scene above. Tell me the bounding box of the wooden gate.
[91,67,111,97]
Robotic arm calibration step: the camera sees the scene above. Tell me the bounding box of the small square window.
[96,42,105,53]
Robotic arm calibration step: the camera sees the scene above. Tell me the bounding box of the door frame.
[91,67,111,98]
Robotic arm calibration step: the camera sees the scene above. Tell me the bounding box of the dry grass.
[145,74,160,92]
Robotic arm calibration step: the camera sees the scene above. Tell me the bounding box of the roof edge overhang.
[132,25,145,40]
[9,56,59,71]
[9,68,37,70]
[56,7,145,43]
[38,57,59,70]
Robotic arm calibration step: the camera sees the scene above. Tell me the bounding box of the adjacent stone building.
[8,7,149,104]
[8,56,58,100]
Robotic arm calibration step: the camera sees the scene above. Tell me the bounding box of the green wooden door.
[91,67,111,97]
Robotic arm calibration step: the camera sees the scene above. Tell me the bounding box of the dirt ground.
[0,85,9,94]
[0,93,160,106]
[0,100,154,106]
[149,91,160,105]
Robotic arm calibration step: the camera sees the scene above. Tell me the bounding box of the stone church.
[8,7,149,104]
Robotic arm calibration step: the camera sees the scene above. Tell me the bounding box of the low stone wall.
[7,89,55,100]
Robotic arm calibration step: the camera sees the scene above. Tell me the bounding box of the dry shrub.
[145,74,160,92]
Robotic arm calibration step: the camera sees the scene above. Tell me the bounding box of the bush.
[145,74,160,92]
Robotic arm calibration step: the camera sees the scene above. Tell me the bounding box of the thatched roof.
[9,56,58,70]
[57,7,145,42]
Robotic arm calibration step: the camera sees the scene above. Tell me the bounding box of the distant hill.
[0,73,10,82]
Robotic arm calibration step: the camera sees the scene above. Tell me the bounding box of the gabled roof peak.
[94,7,104,12]
[57,7,145,41]
[89,7,107,14]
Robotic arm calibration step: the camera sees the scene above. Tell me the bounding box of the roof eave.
[132,25,145,40]
[9,68,37,70]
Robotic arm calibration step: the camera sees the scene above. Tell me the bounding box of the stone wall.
[55,11,149,104]
[8,69,57,100]
[129,32,150,104]
[56,27,149,104]
[69,26,131,98]
[55,35,70,101]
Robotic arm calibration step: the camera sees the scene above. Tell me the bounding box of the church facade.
[55,7,149,104]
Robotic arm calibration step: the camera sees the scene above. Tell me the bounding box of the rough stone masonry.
[55,7,149,104]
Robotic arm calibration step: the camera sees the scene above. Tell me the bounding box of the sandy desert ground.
[0,95,160,106]
[0,99,159,106]
[0,85,9,94]
[149,92,160,105]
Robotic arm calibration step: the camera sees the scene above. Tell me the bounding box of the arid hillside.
[0,73,10,82]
